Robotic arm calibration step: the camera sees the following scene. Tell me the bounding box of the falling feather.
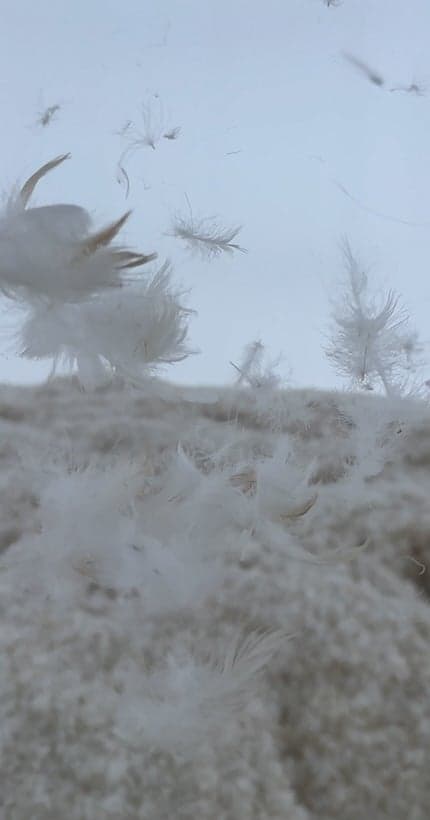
[0,155,156,301]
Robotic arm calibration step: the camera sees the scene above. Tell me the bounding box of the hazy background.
[1,0,430,389]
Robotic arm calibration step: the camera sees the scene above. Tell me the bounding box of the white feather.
[19,263,194,384]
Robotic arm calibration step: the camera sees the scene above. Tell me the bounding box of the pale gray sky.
[1,0,430,389]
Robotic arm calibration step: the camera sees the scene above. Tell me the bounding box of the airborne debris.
[342,52,384,87]
[171,211,246,259]
[169,194,245,259]
[390,79,428,96]
[163,127,181,140]
[120,96,179,155]
[325,239,424,396]
[230,339,281,390]
[36,103,61,127]
[115,164,130,199]
[115,97,180,197]
[333,178,430,227]
[115,120,133,137]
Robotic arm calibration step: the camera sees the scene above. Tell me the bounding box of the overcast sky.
[1,0,430,390]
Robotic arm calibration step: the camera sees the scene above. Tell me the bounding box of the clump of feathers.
[19,263,194,387]
[0,154,193,386]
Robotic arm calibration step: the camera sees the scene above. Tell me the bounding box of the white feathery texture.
[120,96,170,154]
[2,378,430,819]
[116,97,180,194]
[0,155,193,386]
[228,339,289,433]
[171,209,246,258]
[19,263,194,387]
[325,239,424,396]
[115,629,291,758]
[115,100,180,198]
[1,157,430,820]
[230,338,282,390]
[0,155,155,302]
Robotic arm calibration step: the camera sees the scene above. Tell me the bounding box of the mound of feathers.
[1,376,430,819]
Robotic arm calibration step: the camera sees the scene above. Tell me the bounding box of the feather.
[171,211,246,259]
[114,629,293,757]
[342,52,384,87]
[19,262,194,384]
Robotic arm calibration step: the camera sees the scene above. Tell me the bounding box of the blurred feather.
[36,103,61,128]
[342,51,384,87]
[325,240,424,396]
[19,262,194,385]
[163,126,181,140]
[0,156,156,302]
[115,629,293,756]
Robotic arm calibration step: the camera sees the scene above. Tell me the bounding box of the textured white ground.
[1,377,430,819]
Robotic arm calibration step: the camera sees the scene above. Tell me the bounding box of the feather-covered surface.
[1,377,430,819]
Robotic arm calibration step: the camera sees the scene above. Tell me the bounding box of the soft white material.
[1,378,429,819]
[0,156,190,389]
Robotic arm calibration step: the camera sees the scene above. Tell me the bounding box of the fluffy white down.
[1,378,430,820]
[0,155,191,388]
[19,265,193,386]
[0,202,127,301]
